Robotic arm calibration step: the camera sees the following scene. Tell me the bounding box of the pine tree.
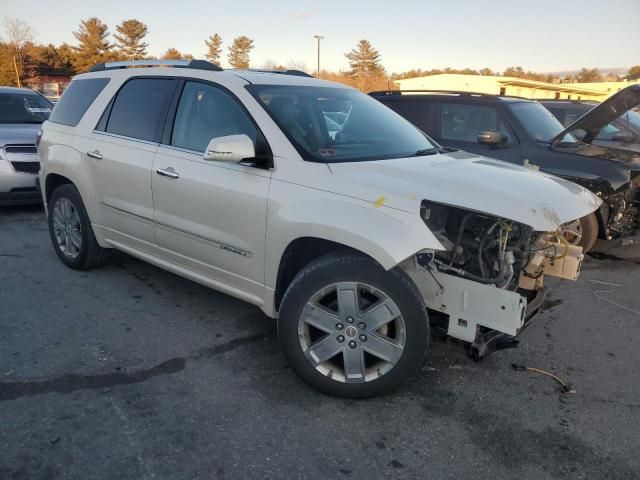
[227,36,254,69]
[345,40,385,90]
[73,18,113,71]
[204,33,223,65]
[114,19,149,60]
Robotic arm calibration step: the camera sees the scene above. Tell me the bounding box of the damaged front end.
[403,200,584,359]
[600,172,640,239]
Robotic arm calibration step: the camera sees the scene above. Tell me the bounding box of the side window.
[105,78,177,142]
[440,103,512,143]
[385,100,430,133]
[49,78,109,126]
[171,81,258,152]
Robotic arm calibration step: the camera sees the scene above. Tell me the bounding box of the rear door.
[83,77,178,247]
[151,79,271,301]
[434,101,521,163]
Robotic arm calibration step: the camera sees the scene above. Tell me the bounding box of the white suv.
[39,60,601,397]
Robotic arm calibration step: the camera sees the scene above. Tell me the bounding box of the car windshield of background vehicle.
[247,85,437,162]
[0,93,53,124]
[620,109,640,130]
[509,102,577,144]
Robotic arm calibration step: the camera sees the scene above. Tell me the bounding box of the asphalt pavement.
[1,205,639,480]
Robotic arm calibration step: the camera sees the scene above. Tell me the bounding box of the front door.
[436,102,521,163]
[151,80,271,301]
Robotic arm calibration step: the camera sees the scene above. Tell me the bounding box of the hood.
[328,150,602,232]
[553,84,640,145]
[0,123,41,147]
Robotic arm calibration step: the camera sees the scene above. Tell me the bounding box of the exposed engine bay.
[604,180,640,239]
[415,200,583,291]
[403,200,585,358]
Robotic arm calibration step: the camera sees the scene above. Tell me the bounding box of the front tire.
[48,184,110,270]
[562,212,599,253]
[278,253,429,398]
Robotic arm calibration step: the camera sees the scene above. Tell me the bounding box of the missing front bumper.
[408,266,529,343]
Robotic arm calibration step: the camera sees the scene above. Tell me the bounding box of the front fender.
[265,180,444,288]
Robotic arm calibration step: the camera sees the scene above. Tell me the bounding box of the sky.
[4,0,640,74]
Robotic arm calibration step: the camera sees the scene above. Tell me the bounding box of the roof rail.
[537,98,600,104]
[369,89,531,101]
[369,89,500,97]
[233,68,313,78]
[89,59,222,73]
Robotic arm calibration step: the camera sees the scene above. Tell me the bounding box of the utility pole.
[313,35,323,78]
[13,56,21,88]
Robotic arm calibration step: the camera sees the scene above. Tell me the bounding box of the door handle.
[87,150,103,160]
[156,167,179,179]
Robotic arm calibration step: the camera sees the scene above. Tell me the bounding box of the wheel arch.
[45,173,74,204]
[274,237,378,313]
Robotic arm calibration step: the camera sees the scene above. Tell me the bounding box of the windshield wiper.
[410,148,440,157]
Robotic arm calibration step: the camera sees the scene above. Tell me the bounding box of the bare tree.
[287,59,308,72]
[4,17,35,85]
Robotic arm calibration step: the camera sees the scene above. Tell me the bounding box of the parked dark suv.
[370,86,640,252]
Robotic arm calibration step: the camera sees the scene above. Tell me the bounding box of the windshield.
[0,92,53,124]
[619,108,640,130]
[509,102,576,144]
[247,85,436,162]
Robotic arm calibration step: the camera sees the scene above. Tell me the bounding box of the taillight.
[35,129,43,148]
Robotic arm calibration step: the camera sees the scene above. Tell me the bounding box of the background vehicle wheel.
[278,252,429,398]
[48,184,110,270]
[561,213,599,253]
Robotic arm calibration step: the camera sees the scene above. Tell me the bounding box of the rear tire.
[48,184,110,270]
[278,252,429,398]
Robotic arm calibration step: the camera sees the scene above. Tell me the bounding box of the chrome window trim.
[91,130,160,147]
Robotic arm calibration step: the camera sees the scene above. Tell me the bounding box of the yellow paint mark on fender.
[373,196,386,208]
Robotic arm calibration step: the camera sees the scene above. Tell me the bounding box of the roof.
[79,59,348,89]
[0,86,39,95]
[229,70,347,87]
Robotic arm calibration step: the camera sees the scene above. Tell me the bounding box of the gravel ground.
[1,205,639,480]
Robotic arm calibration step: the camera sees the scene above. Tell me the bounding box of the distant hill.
[543,67,630,77]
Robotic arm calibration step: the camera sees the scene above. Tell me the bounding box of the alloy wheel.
[298,282,407,383]
[52,197,82,259]
[561,218,583,245]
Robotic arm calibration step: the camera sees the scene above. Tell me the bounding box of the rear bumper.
[0,188,42,205]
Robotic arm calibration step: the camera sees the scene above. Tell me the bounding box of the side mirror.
[203,134,255,163]
[477,130,505,146]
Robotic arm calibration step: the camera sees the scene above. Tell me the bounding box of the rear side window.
[49,78,109,126]
[105,78,177,142]
[382,99,431,133]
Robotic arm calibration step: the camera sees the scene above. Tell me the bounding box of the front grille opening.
[5,144,38,154]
